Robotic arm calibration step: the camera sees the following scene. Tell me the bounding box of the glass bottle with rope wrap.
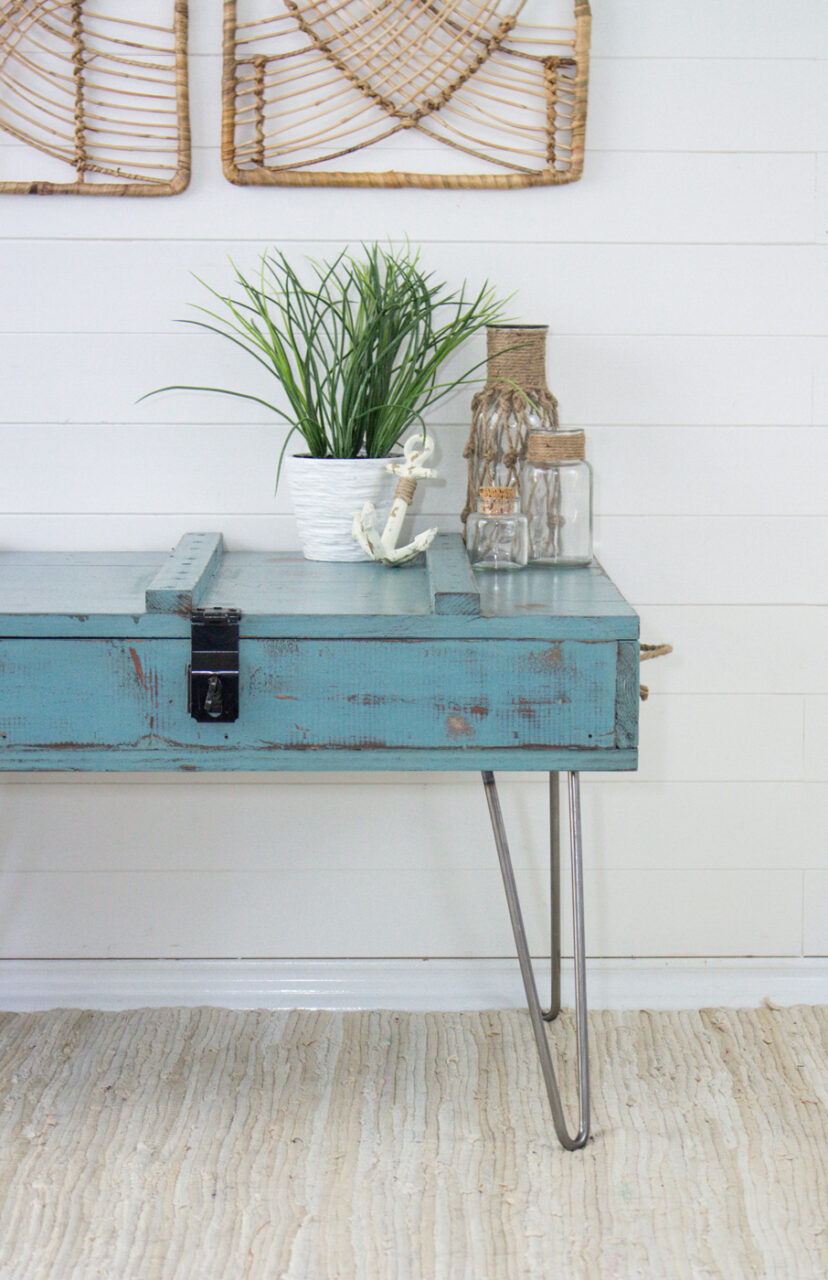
[463,326,560,527]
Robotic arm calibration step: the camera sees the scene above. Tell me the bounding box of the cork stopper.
[479,485,517,515]
[485,326,549,390]
[526,430,586,464]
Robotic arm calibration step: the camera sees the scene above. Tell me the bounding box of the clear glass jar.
[521,430,593,565]
[466,486,528,571]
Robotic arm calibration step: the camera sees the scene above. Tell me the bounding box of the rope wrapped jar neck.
[526,430,585,464]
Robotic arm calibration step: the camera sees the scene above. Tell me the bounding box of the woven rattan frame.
[0,0,190,196]
[222,0,590,189]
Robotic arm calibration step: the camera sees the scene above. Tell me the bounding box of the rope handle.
[639,642,673,701]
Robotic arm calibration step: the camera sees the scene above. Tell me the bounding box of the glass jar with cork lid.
[466,485,529,571]
[521,430,593,565]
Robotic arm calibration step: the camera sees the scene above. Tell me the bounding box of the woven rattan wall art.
[222,0,590,189]
[0,0,190,195]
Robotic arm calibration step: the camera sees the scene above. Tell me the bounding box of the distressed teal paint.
[615,641,640,749]
[0,746,639,772]
[0,562,162,621]
[0,637,619,754]
[0,534,640,775]
[426,534,480,615]
[0,536,639,640]
[145,532,223,614]
[0,613,639,642]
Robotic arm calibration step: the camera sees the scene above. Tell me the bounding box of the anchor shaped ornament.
[352,434,438,566]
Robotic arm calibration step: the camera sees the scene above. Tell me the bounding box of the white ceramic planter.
[287,454,398,561]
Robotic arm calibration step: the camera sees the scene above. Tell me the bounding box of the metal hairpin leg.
[545,771,562,1022]
[482,769,590,1150]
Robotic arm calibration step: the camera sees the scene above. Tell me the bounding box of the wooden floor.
[0,1005,826,1279]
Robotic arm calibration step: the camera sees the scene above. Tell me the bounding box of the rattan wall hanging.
[0,0,190,195]
[222,0,590,189]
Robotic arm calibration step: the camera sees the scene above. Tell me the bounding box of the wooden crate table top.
[0,533,639,774]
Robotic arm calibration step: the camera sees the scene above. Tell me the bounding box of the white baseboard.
[1,957,827,1012]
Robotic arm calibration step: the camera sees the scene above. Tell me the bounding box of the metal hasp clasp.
[188,607,241,722]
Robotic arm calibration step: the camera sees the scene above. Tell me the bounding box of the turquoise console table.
[0,532,639,1150]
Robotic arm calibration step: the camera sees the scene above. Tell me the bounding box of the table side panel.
[615,640,640,749]
[0,636,637,768]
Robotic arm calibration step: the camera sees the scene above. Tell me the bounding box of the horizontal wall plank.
[0,334,817,428]
[3,242,824,337]
[583,781,828,872]
[583,869,803,958]
[0,867,803,959]
[185,2,828,66]
[804,696,828,780]
[804,873,828,954]
[588,0,828,58]
[814,337,828,420]
[635,606,828,693]
[183,1,826,61]
[552,337,819,428]
[1,46,809,159]
[0,152,817,245]
[2,424,824,519]
[174,52,828,154]
[587,58,824,153]
[590,426,828,516]
[596,517,828,605]
[632,694,804,783]
[0,779,824,874]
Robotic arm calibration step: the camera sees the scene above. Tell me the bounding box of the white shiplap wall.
[0,3,826,990]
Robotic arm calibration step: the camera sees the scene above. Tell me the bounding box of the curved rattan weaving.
[222,0,590,189]
[0,0,190,195]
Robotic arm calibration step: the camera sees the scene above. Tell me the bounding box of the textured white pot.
[287,454,398,561]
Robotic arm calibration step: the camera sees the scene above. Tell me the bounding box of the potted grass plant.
[147,243,507,560]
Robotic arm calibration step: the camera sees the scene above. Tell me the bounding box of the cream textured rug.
[0,1006,826,1279]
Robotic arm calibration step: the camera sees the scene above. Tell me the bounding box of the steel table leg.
[482,770,590,1150]
[544,771,562,1022]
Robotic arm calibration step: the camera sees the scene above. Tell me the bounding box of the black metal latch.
[188,607,241,722]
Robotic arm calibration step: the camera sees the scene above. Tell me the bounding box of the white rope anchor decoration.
[352,435,438,566]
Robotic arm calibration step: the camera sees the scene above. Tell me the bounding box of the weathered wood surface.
[615,640,640,749]
[0,744,638,772]
[0,534,639,772]
[0,563,163,621]
[426,534,480,616]
[202,544,636,624]
[144,532,223,614]
[0,537,638,640]
[0,638,638,768]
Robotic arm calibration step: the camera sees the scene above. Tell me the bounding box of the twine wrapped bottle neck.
[526,430,586,464]
[484,326,550,391]
[462,324,559,527]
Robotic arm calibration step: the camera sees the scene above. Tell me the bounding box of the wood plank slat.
[615,641,639,748]
[0,635,631,768]
[426,535,480,615]
[145,532,223,614]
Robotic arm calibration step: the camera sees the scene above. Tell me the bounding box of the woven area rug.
[0,1006,826,1279]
